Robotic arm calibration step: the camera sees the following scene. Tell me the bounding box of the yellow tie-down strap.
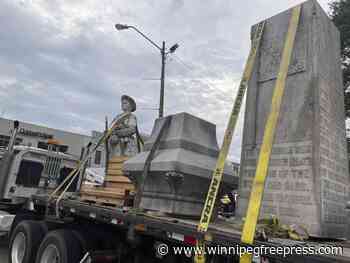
[193,21,265,263]
[240,5,301,263]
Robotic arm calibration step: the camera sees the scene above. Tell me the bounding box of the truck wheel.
[9,212,38,238]
[9,220,48,263]
[35,230,83,263]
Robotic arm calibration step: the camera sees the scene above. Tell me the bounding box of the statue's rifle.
[46,112,131,218]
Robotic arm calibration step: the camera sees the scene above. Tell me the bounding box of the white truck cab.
[4,145,77,199]
[0,144,78,233]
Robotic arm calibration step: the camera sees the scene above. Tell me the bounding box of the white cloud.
[0,0,334,162]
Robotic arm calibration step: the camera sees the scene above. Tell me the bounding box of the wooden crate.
[80,186,128,206]
[104,182,133,188]
[107,169,124,176]
[104,175,131,183]
[108,163,124,170]
[80,195,124,207]
[109,156,129,164]
[105,156,134,192]
[80,156,134,207]
[80,187,125,197]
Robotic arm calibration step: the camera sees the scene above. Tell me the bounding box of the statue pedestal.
[238,0,349,238]
[123,112,238,217]
[80,156,135,207]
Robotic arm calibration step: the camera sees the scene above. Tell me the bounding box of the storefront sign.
[18,128,53,139]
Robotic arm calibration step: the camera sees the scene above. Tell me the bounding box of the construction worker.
[229,191,238,216]
[109,95,143,157]
[220,190,238,218]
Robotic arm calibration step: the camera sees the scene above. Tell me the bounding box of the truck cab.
[3,145,78,200]
[0,144,78,233]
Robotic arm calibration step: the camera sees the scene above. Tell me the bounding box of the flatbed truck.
[4,1,350,262]
[5,191,349,263]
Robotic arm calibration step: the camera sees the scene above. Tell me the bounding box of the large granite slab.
[238,0,349,238]
[123,112,238,217]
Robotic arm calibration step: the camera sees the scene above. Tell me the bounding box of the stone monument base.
[124,112,238,217]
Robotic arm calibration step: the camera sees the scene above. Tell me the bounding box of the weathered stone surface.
[238,0,349,238]
[124,112,238,216]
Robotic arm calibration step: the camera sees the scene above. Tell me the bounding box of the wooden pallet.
[106,156,134,192]
[107,169,124,176]
[80,195,124,207]
[80,156,135,207]
[109,156,129,164]
[80,187,129,207]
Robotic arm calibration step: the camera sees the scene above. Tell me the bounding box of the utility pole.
[159,41,166,118]
[115,24,179,118]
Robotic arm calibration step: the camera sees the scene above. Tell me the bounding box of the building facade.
[0,117,105,168]
[230,161,240,178]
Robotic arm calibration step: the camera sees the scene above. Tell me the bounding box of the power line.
[169,55,220,92]
[138,107,159,111]
[170,54,196,72]
[169,54,241,87]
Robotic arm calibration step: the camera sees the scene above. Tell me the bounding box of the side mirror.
[14,120,19,129]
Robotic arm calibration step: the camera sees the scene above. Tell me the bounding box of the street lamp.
[115,23,179,118]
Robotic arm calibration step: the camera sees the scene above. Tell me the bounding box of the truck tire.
[9,212,38,238]
[35,230,84,263]
[9,220,48,263]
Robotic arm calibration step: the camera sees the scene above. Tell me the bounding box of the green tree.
[329,0,350,116]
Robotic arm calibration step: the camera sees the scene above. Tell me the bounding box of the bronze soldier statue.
[109,95,143,157]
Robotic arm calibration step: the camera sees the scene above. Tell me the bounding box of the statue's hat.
[121,95,136,112]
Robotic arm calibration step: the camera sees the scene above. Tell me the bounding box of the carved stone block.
[238,0,349,238]
[123,112,238,217]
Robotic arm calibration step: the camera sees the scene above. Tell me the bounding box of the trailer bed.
[31,194,350,263]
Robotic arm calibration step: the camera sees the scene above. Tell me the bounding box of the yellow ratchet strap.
[240,5,301,263]
[194,20,266,263]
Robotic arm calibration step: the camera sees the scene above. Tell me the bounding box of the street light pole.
[159,41,166,118]
[115,24,179,118]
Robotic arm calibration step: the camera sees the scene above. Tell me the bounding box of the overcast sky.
[0,0,330,162]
